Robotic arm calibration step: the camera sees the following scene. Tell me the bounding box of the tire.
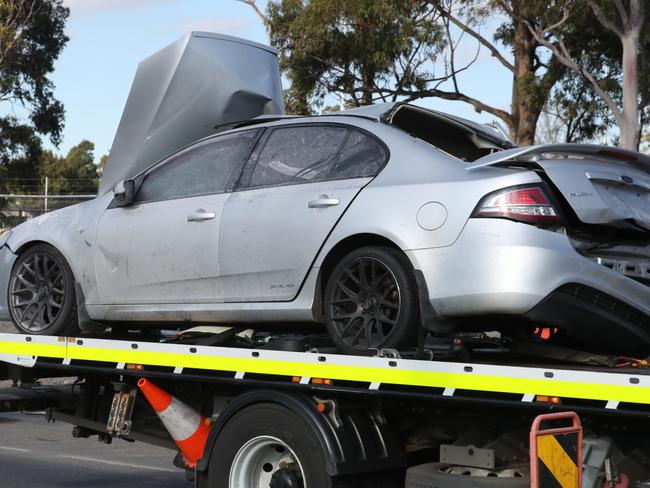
[405,463,530,488]
[324,246,419,355]
[8,244,79,336]
[205,402,400,488]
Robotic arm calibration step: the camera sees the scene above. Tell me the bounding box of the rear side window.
[136,130,258,203]
[249,126,348,188]
[333,130,386,178]
[247,125,387,188]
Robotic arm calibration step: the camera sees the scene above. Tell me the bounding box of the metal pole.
[44,177,48,213]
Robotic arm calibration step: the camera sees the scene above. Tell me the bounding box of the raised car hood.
[468,143,650,230]
[99,32,284,195]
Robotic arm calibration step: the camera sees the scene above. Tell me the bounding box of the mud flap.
[75,283,107,334]
[414,270,455,335]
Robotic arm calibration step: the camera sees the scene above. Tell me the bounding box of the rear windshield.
[390,105,513,162]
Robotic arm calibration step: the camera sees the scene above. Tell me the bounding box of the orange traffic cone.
[137,378,211,467]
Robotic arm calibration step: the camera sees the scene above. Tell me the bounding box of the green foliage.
[267,0,445,112]
[39,140,99,195]
[0,0,69,162]
[321,104,342,113]
[98,153,108,177]
[264,0,649,144]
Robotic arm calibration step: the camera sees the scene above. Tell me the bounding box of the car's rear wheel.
[324,246,418,354]
[8,244,78,336]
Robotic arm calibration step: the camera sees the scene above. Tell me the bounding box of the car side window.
[332,130,387,178]
[136,130,258,203]
[248,126,348,188]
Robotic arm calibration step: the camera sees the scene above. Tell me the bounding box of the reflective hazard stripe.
[1,333,649,406]
[0,339,66,360]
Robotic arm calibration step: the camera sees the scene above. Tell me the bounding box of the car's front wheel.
[324,246,418,354]
[8,244,78,336]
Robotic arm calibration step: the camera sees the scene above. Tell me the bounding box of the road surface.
[0,411,187,487]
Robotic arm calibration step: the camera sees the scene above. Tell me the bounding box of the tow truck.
[0,326,649,488]
[0,31,649,488]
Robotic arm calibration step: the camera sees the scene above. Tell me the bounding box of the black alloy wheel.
[324,246,418,354]
[8,244,78,335]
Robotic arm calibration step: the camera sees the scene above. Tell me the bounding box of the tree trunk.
[510,12,539,146]
[514,103,539,145]
[361,70,374,106]
[359,15,374,106]
[620,32,641,150]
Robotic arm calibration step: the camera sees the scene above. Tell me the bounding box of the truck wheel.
[324,246,418,355]
[405,463,530,488]
[8,244,78,336]
[206,402,399,488]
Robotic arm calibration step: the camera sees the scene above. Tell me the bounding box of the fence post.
[44,177,49,213]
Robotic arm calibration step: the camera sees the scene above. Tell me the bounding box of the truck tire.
[406,463,530,488]
[205,402,402,488]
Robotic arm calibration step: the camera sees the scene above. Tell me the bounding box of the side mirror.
[113,179,135,207]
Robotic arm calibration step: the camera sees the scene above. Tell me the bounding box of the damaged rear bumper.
[407,219,650,352]
[524,283,650,353]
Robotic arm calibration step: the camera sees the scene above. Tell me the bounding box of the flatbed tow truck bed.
[1,330,649,487]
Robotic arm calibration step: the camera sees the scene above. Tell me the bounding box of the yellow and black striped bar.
[531,412,582,488]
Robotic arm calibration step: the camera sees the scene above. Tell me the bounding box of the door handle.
[308,195,340,208]
[187,209,216,222]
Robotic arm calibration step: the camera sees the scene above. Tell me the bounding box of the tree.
[248,0,565,144]
[266,0,447,113]
[262,0,583,145]
[540,78,612,144]
[245,0,648,147]
[98,154,108,177]
[642,130,650,153]
[537,22,622,145]
[40,140,99,195]
[400,0,593,146]
[507,0,647,150]
[536,108,565,145]
[0,0,69,162]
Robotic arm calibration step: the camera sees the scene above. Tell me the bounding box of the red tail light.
[472,185,561,225]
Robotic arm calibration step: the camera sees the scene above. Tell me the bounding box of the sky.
[48,0,513,161]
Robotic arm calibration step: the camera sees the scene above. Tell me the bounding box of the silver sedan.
[1,102,650,355]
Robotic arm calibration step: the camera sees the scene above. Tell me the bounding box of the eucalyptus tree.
[0,0,69,162]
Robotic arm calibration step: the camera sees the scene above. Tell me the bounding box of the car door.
[219,124,388,302]
[94,129,260,305]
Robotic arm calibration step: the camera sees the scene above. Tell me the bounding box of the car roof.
[227,102,513,148]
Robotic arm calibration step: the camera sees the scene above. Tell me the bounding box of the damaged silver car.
[1,32,650,355]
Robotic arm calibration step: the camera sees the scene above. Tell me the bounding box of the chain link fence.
[0,178,97,228]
